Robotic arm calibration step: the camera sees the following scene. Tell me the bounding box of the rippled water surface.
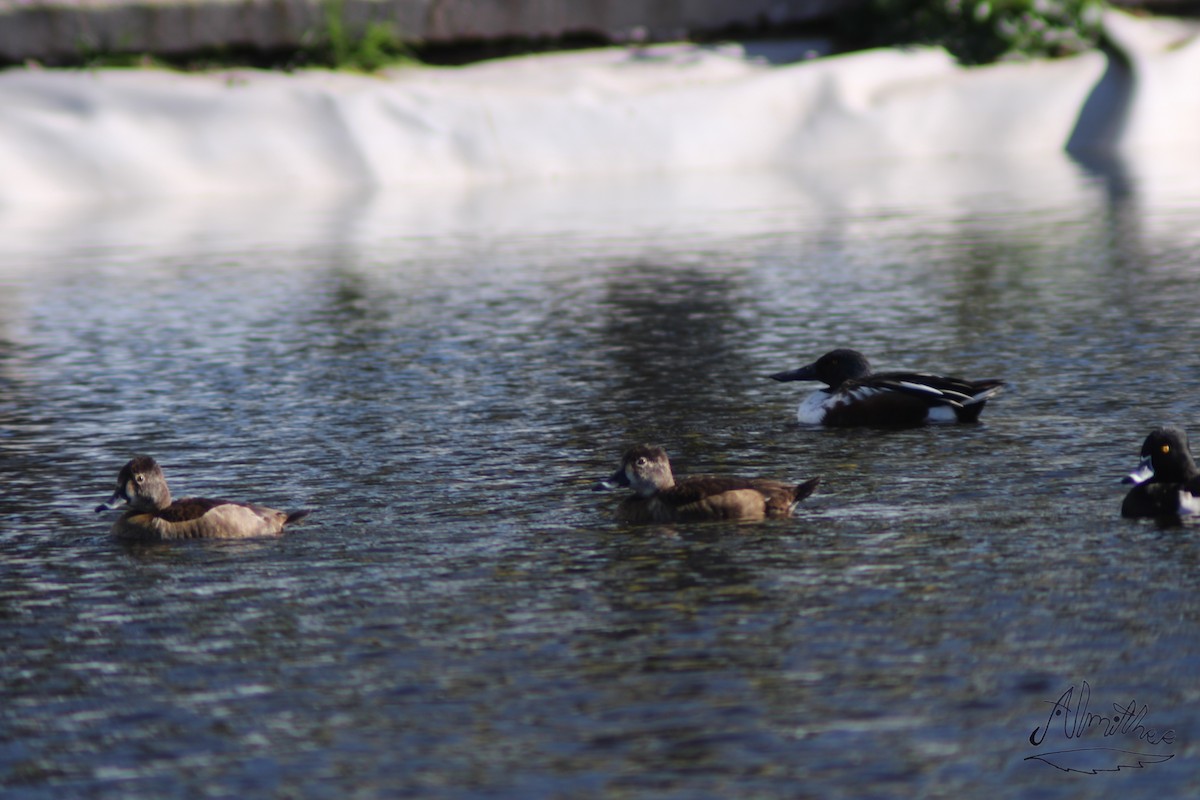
[3,155,1200,798]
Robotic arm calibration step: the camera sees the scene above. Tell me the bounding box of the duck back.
[112,497,300,541]
[617,476,819,523]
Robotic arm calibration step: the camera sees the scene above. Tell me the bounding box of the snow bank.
[0,10,1197,206]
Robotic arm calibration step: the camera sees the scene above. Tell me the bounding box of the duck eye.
[1162,445,1171,454]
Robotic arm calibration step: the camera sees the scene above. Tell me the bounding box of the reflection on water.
[3,153,1200,797]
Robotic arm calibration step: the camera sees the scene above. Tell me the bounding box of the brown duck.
[95,455,310,540]
[597,444,820,524]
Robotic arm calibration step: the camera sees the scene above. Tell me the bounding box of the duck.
[769,348,1004,427]
[595,444,820,524]
[1121,427,1200,519]
[95,455,310,540]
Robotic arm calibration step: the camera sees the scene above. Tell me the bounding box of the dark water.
[2,155,1199,798]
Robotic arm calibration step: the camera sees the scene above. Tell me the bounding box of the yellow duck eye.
[1162,445,1171,454]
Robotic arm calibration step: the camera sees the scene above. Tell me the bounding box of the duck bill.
[593,466,631,492]
[94,488,128,513]
[769,363,818,383]
[1123,456,1155,486]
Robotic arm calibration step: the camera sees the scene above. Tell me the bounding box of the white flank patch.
[926,406,958,423]
[796,391,835,425]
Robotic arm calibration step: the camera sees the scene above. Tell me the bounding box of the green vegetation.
[317,0,416,72]
[64,0,418,73]
[854,0,1106,65]
[39,0,1109,73]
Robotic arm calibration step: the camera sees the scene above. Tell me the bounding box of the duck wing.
[1122,482,1197,519]
[658,476,765,507]
[155,497,229,522]
[665,475,818,519]
[858,371,1003,407]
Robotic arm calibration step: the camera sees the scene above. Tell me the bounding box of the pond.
[2,153,1199,798]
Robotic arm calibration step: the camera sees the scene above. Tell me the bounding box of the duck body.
[96,455,310,541]
[771,348,1004,427]
[1121,427,1200,519]
[598,445,819,524]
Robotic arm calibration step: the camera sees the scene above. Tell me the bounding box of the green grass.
[320,0,417,72]
[62,0,418,73]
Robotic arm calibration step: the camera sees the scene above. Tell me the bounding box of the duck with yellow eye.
[1121,427,1200,519]
[96,455,311,540]
[595,444,820,524]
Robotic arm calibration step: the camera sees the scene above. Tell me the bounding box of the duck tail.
[954,380,1005,422]
[793,477,821,503]
[285,509,312,526]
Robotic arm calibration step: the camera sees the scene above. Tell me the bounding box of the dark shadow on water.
[599,261,762,448]
[1066,46,1132,159]
[1067,146,1146,285]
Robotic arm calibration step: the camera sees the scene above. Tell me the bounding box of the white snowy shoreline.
[1,9,1198,207]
